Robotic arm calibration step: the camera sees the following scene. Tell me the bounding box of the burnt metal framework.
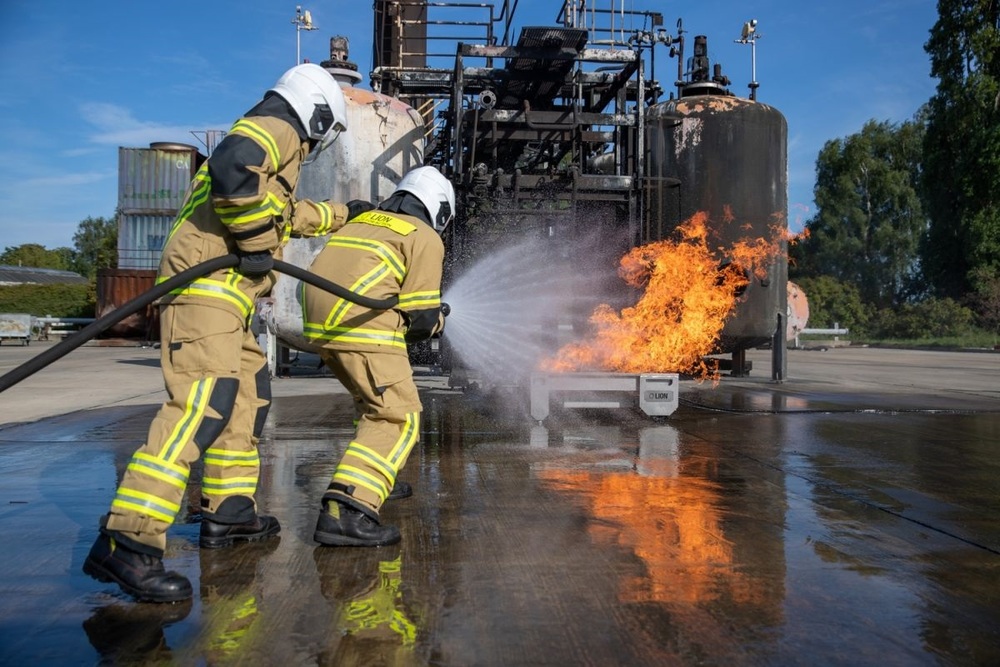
[371,1,680,379]
[371,1,670,265]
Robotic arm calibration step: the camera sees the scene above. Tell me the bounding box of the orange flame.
[540,211,788,380]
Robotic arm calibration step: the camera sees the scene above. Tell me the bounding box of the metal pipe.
[0,254,399,393]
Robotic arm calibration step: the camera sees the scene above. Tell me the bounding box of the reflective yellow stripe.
[334,464,389,501]
[325,264,389,328]
[201,476,258,496]
[126,452,189,489]
[167,165,211,242]
[326,237,406,282]
[302,323,407,349]
[159,378,214,463]
[344,441,398,479]
[398,290,441,309]
[350,210,417,235]
[216,191,284,226]
[230,119,281,169]
[204,448,260,467]
[111,488,180,523]
[387,413,419,465]
[316,201,334,235]
[158,276,254,318]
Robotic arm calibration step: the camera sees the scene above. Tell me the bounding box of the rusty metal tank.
[645,89,788,352]
[268,38,425,354]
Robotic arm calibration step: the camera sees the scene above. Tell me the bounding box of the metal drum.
[645,94,788,351]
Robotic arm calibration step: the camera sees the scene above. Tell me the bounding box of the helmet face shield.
[434,199,453,232]
[302,125,345,165]
[306,104,346,161]
[310,104,335,138]
[317,122,345,152]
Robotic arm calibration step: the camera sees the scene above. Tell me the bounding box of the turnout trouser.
[320,350,421,515]
[105,303,271,553]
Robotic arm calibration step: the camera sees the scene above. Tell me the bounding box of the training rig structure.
[373,0,666,262]
[367,0,788,387]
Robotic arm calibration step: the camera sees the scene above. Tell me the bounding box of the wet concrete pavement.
[0,342,998,665]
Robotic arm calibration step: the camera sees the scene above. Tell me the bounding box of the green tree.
[0,243,74,270]
[71,215,118,278]
[921,0,1000,299]
[870,297,975,339]
[791,119,926,308]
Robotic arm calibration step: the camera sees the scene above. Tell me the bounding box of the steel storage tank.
[645,91,788,354]
[268,38,425,355]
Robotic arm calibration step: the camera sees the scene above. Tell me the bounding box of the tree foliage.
[869,297,975,339]
[968,266,1000,339]
[791,119,926,308]
[921,0,1000,298]
[0,283,93,318]
[0,244,74,270]
[71,215,118,279]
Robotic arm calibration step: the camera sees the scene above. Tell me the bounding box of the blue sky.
[0,1,939,251]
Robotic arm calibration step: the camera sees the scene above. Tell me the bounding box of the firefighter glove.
[346,199,376,221]
[238,251,274,278]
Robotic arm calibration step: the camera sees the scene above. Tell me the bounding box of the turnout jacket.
[302,209,445,355]
[158,95,352,322]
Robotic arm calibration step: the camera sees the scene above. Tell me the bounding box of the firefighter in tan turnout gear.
[84,63,375,603]
[303,166,453,547]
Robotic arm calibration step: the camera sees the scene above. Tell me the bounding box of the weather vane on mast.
[735,19,760,100]
[292,5,318,64]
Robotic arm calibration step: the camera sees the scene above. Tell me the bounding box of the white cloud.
[80,101,218,147]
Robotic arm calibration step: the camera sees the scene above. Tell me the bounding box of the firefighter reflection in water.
[302,166,453,546]
[82,62,376,603]
[198,541,278,661]
[314,546,419,663]
[82,599,192,662]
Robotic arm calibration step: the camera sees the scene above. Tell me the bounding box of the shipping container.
[117,143,202,213]
[117,213,173,270]
[95,268,158,339]
[117,143,204,271]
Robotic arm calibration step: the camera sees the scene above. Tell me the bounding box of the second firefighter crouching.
[302,166,455,547]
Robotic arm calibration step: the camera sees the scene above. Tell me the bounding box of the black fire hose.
[0,254,398,394]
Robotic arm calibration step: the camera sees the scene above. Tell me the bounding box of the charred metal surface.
[646,95,789,353]
[1,345,999,664]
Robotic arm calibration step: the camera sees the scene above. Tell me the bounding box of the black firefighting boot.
[199,496,281,548]
[387,480,412,501]
[313,498,401,547]
[83,531,192,603]
[200,514,281,549]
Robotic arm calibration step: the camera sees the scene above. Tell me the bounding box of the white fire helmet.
[269,63,348,160]
[394,166,455,232]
